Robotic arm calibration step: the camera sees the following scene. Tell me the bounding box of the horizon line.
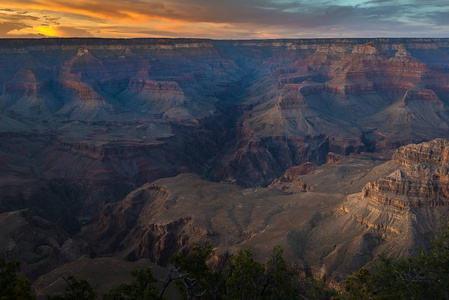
[1,37,449,41]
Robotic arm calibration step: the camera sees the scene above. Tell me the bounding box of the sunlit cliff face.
[1,0,449,39]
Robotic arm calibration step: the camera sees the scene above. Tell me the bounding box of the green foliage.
[169,244,225,299]
[0,258,36,300]
[102,267,159,300]
[304,278,338,300]
[342,267,373,300]
[168,244,308,299]
[48,275,97,300]
[342,225,449,299]
[226,248,266,299]
[1,245,338,300]
[226,246,298,299]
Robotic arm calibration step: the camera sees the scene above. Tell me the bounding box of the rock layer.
[363,139,449,208]
[340,139,449,268]
[2,38,449,227]
[213,40,449,186]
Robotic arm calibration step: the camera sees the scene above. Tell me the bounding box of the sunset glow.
[37,26,57,37]
[1,1,449,39]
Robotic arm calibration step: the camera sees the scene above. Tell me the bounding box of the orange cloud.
[1,0,162,23]
[56,26,93,37]
[1,0,448,39]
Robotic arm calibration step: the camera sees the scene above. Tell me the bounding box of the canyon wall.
[2,38,449,225]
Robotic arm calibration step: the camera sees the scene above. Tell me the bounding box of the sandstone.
[339,139,449,274]
[393,138,449,166]
[357,139,449,208]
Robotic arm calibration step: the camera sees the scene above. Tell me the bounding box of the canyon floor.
[1,38,449,296]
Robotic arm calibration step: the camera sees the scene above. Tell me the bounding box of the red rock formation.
[123,79,186,113]
[55,61,104,102]
[324,42,428,95]
[269,163,316,192]
[326,152,344,164]
[335,140,449,276]
[361,139,449,208]
[393,138,449,166]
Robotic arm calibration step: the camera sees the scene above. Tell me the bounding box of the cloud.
[0,21,30,35]
[45,16,61,25]
[56,25,93,37]
[0,0,448,38]
[0,11,40,22]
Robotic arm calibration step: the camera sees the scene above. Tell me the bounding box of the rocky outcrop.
[89,183,175,263]
[55,74,102,102]
[0,69,59,116]
[82,179,233,266]
[82,176,236,265]
[214,134,367,187]
[339,139,449,268]
[360,139,449,208]
[401,88,443,106]
[325,42,428,95]
[80,157,397,282]
[270,163,316,192]
[326,152,344,164]
[393,138,449,166]
[121,79,186,116]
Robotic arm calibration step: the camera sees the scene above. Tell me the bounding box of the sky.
[0,0,449,39]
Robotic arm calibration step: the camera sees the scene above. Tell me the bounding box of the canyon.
[1,38,449,293]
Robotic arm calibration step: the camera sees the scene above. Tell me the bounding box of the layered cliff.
[213,40,449,186]
[361,139,449,208]
[340,139,449,266]
[2,38,449,223]
[0,39,245,226]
